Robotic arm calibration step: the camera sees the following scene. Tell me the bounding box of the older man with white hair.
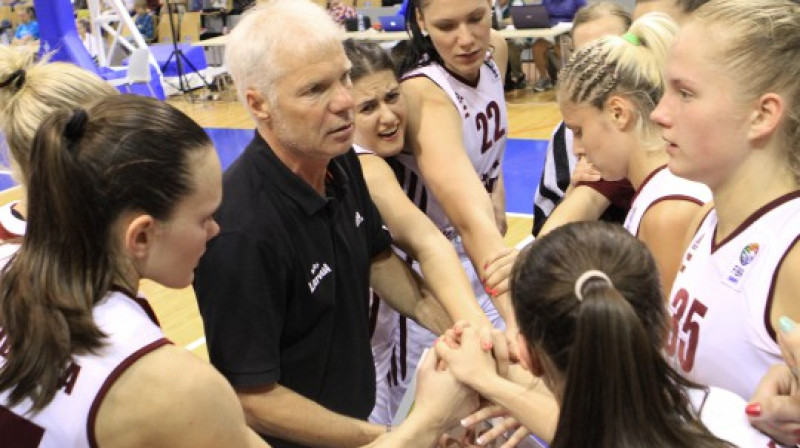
[192,1,462,447]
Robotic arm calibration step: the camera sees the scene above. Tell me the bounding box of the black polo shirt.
[193,131,392,448]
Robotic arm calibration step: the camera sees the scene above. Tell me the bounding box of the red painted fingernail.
[484,285,491,294]
[745,403,761,417]
[481,340,493,351]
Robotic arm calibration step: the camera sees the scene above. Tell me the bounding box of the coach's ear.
[246,88,271,123]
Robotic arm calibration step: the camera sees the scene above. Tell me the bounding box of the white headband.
[574,270,613,301]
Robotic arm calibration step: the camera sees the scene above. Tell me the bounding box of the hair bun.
[0,69,25,90]
[64,109,89,150]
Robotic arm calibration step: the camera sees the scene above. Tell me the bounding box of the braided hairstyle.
[558,12,678,145]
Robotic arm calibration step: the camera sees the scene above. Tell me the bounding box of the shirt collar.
[245,131,352,217]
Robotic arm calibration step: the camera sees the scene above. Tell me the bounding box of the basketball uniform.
[688,387,774,447]
[623,165,711,236]
[354,143,403,424]
[0,289,170,447]
[666,191,800,400]
[0,200,25,242]
[382,55,508,417]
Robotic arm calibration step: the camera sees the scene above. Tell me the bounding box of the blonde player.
[556,12,710,294]
[650,0,800,403]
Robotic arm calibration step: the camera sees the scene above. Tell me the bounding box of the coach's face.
[262,41,355,164]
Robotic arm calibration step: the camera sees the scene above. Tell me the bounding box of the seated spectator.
[76,19,99,63]
[531,0,586,92]
[11,6,37,46]
[132,0,155,42]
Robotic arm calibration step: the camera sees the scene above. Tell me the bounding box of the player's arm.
[370,248,453,336]
[491,171,508,235]
[236,383,385,448]
[402,76,516,330]
[638,199,704,295]
[770,241,800,337]
[538,184,610,236]
[94,345,270,448]
[359,154,490,327]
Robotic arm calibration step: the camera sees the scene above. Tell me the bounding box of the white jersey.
[0,200,25,241]
[353,143,373,156]
[688,387,773,447]
[0,289,169,447]
[396,56,508,237]
[666,191,800,399]
[624,166,711,237]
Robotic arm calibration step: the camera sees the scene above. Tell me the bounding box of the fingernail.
[461,419,469,427]
[485,285,492,294]
[476,437,485,445]
[745,403,761,417]
[481,340,493,351]
[490,289,498,297]
[780,316,797,333]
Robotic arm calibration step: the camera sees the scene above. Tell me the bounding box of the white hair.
[225,0,344,106]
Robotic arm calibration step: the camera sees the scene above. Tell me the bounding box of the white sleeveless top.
[0,289,169,447]
[688,387,773,447]
[395,56,507,237]
[0,200,25,241]
[353,143,373,156]
[666,191,800,399]
[623,166,711,237]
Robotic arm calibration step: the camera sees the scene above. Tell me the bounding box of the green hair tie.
[622,32,641,46]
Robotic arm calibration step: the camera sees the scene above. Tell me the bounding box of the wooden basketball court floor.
[4,88,563,362]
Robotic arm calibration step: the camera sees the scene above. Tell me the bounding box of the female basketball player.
[0,46,117,241]
[345,39,493,424]
[0,95,266,447]
[556,12,710,293]
[650,0,800,412]
[392,0,517,410]
[437,221,772,447]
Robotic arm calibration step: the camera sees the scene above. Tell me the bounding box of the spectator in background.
[132,0,155,43]
[327,0,356,26]
[147,0,163,16]
[531,0,585,92]
[76,19,99,63]
[11,6,37,46]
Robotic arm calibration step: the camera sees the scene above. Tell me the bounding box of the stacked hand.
[748,316,800,445]
[435,322,534,447]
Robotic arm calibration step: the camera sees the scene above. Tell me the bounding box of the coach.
[192,1,449,448]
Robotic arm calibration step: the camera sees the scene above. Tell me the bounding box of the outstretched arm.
[360,154,490,328]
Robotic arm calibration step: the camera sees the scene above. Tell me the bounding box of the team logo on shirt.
[308,263,332,293]
[739,243,759,266]
[355,211,364,228]
[724,242,761,291]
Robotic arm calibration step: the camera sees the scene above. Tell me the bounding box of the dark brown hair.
[511,222,732,448]
[343,39,397,82]
[0,95,211,411]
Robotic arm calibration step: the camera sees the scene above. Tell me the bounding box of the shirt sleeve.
[576,179,635,210]
[347,151,392,259]
[193,231,288,389]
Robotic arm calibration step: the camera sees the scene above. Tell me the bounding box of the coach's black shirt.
[194,131,391,448]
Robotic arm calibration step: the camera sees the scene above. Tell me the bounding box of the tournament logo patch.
[739,243,759,266]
